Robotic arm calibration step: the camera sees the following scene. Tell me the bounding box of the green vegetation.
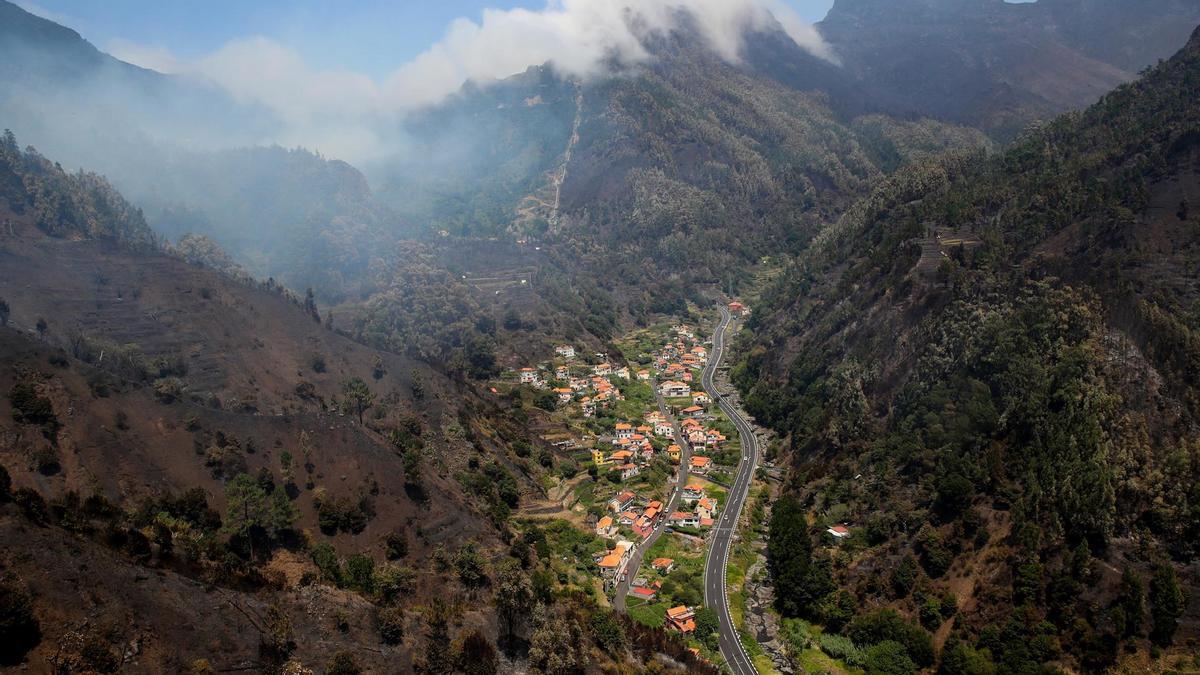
[735,28,1200,674]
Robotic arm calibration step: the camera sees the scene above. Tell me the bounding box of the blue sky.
[19,0,837,79]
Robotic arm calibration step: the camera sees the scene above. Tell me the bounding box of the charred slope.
[0,137,680,672]
[736,26,1200,673]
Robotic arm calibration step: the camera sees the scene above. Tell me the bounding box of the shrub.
[9,381,59,438]
[818,633,865,667]
[385,531,409,560]
[0,577,41,665]
[311,543,341,585]
[325,651,361,675]
[378,606,405,644]
[345,553,375,593]
[848,609,934,667]
[865,640,917,675]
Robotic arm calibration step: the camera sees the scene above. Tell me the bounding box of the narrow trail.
[549,84,584,227]
[512,82,583,233]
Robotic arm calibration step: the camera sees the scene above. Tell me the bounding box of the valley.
[1,1,1200,674]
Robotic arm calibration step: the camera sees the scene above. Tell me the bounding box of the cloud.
[106,39,186,74]
[103,0,835,160]
[383,0,837,107]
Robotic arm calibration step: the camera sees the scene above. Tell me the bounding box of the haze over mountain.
[1,1,1200,673]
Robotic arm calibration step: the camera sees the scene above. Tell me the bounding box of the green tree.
[1115,567,1144,638]
[694,607,720,651]
[222,474,297,559]
[937,640,997,675]
[769,495,832,617]
[494,558,532,640]
[342,378,376,424]
[865,640,917,675]
[311,543,341,585]
[454,544,489,589]
[345,553,376,594]
[1149,563,1185,646]
[588,610,626,653]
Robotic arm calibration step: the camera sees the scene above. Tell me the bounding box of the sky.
[18,0,837,80]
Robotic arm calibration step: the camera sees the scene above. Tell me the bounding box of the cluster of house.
[667,482,719,530]
[594,481,721,544]
[516,345,635,416]
[654,325,709,390]
[596,490,666,541]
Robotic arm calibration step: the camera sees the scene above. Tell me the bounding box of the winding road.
[702,307,760,675]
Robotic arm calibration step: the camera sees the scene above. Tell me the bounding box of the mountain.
[818,0,1200,138]
[0,133,701,672]
[735,26,1200,672]
[0,1,407,300]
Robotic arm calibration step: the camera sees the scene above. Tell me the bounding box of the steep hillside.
[736,26,1200,674]
[818,0,1200,139]
[0,137,699,673]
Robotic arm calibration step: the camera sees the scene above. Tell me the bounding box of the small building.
[592,449,611,467]
[618,463,640,481]
[651,558,675,574]
[592,363,612,377]
[637,369,651,381]
[554,387,573,403]
[598,540,634,577]
[692,392,710,405]
[614,423,634,439]
[728,301,746,316]
[667,444,682,463]
[555,365,570,380]
[666,606,696,633]
[519,367,538,384]
[682,484,705,503]
[827,524,852,540]
[555,345,576,359]
[615,366,631,380]
[690,456,712,475]
[669,512,700,528]
[681,405,705,419]
[596,516,616,538]
[660,381,691,398]
[631,586,657,601]
[696,497,718,520]
[655,421,675,437]
[609,491,636,513]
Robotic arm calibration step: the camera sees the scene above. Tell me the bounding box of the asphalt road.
[702,307,760,675]
[613,378,693,611]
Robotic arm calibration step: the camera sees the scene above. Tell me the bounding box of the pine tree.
[1149,563,1185,645]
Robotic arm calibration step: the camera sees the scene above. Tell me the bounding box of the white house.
[556,345,576,359]
[519,367,538,384]
[618,463,640,481]
[659,381,691,398]
[654,421,675,437]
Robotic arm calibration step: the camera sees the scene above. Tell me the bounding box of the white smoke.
[104,0,835,161]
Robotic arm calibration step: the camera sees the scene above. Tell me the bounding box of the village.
[502,310,750,650]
